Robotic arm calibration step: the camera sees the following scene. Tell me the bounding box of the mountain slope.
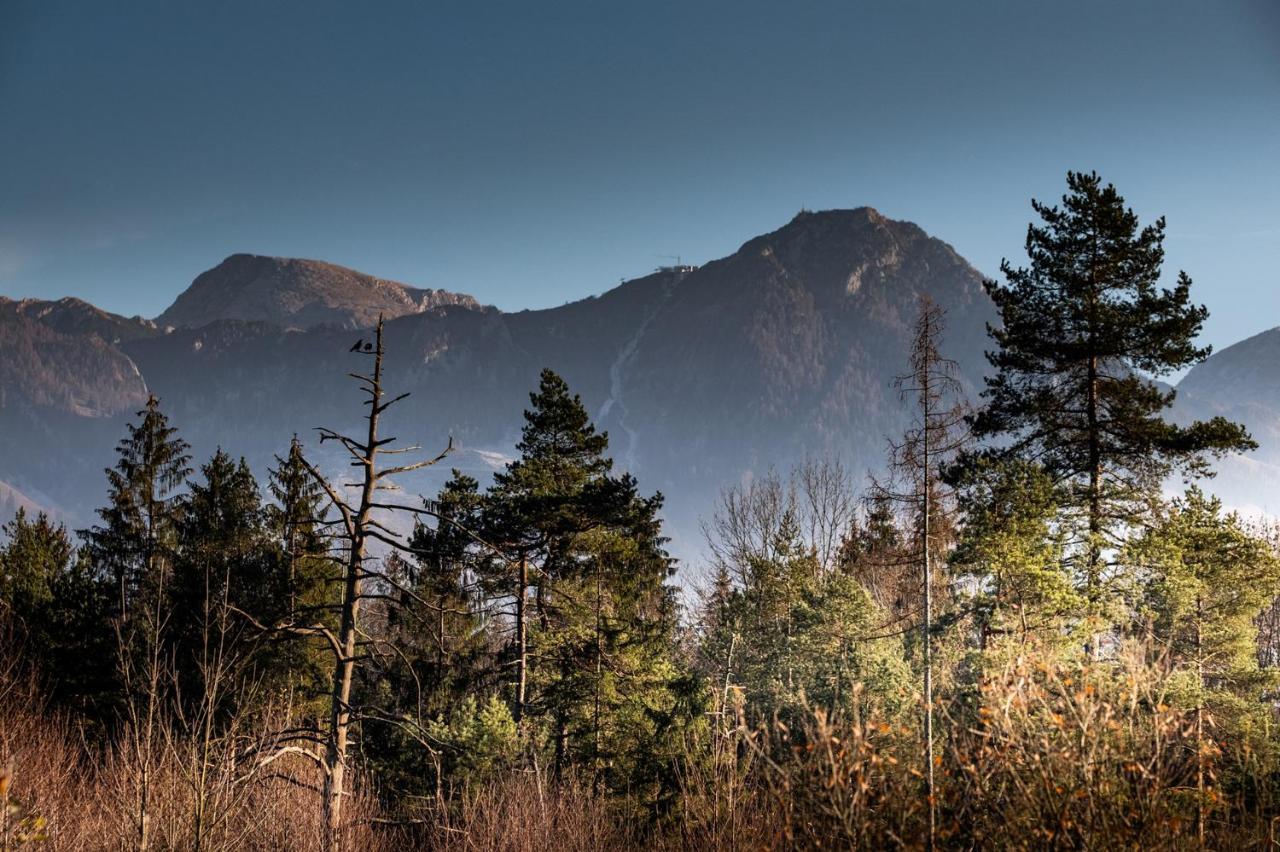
[0,209,1012,558]
[156,253,481,330]
[1173,327,1280,514]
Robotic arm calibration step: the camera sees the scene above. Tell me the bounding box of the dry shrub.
[0,662,395,851]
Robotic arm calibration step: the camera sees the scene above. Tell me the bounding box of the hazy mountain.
[156,253,481,330]
[6,296,161,345]
[1172,326,1280,515]
[0,209,1004,558]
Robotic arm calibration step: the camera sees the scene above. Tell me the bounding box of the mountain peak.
[156,254,481,330]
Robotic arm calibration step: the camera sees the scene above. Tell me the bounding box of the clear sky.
[2,0,1278,359]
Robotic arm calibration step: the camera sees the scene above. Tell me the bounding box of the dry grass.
[4,644,1279,850]
[0,663,393,851]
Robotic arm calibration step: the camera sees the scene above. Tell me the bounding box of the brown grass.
[4,643,1278,850]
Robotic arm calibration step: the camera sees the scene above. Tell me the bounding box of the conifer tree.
[170,450,276,719]
[85,394,192,617]
[83,394,190,852]
[483,369,681,783]
[969,172,1254,649]
[872,296,968,849]
[950,459,1077,650]
[0,508,71,617]
[0,509,114,714]
[266,436,329,617]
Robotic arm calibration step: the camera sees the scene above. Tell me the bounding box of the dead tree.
[241,317,453,852]
[870,296,969,851]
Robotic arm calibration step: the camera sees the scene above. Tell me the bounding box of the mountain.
[0,299,154,522]
[156,253,481,330]
[6,296,161,345]
[0,208,1007,558]
[1172,326,1280,515]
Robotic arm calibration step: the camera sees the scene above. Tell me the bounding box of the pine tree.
[951,458,1078,650]
[969,171,1254,649]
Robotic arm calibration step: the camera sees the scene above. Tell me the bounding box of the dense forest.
[4,173,1280,850]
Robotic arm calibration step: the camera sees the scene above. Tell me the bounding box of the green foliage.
[951,459,1080,649]
[1130,488,1280,708]
[702,516,910,726]
[425,695,520,787]
[84,394,192,613]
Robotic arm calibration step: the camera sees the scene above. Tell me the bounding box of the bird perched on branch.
[349,338,363,352]
[363,342,374,352]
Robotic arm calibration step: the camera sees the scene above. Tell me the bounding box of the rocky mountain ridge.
[155,253,482,330]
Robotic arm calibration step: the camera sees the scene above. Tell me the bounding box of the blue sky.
[2,0,1278,359]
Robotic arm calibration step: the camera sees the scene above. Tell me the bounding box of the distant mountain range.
[1,209,1275,557]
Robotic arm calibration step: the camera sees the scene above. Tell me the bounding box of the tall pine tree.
[969,172,1253,648]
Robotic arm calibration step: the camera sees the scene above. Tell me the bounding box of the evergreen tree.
[969,172,1254,644]
[404,470,489,713]
[0,508,72,617]
[702,504,909,727]
[170,449,277,719]
[951,459,1078,650]
[266,436,330,617]
[483,369,684,787]
[263,438,334,715]
[85,394,192,617]
[0,509,114,715]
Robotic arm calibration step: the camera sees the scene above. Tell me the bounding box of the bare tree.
[702,456,858,586]
[238,318,453,852]
[870,296,969,851]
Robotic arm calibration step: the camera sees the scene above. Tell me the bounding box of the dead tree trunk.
[288,318,452,852]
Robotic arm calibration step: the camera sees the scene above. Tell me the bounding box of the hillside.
[0,210,1022,555]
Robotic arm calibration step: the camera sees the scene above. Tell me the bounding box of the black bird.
[349,338,363,352]
[363,342,374,352]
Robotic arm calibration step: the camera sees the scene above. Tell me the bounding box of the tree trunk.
[515,555,528,725]
[320,330,384,852]
[1086,352,1102,661]
[1196,594,1206,850]
[921,330,937,852]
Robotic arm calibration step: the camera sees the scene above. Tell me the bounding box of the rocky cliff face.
[156,253,481,330]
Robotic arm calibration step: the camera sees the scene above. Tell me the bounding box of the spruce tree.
[969,172,1254,644]
[85,394,192,617]
[483,369,681,784]
[266,436,329,617]
[0,509,113,715]
[170,449,276,718]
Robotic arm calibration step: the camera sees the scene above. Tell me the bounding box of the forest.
[4,173,1280,851]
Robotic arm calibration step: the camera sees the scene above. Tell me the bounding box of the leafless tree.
[236,318,454,852]
[702,456,858,585]
[869,295,969,852]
